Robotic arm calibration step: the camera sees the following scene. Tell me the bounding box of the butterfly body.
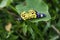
[36,12,46,18]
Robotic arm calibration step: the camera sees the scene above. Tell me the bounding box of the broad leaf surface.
[16,0,51,22]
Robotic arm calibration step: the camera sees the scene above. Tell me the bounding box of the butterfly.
[20,10,46,20]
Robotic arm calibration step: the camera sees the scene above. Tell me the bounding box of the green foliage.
[0,0,12,8]
[0,0,60,40]
[16,0,51,22]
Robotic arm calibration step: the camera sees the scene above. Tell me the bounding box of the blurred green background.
[0,0,60,40]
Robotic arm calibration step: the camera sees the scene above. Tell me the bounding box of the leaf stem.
[16,31,27,40]
[9,5,18,13]
[51,25,60,36]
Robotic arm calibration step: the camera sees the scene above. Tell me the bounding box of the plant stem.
[9,5,18,13]
[51,25,60,36]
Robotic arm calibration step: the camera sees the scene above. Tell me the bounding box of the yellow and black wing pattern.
[20,10,46,20]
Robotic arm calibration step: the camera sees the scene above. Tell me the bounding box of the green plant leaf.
[26,21,44,40]
[49,35,59,40]
[0,0,12,8]
[16,0,51,22]
[8,34,18,40]
[22,23,27,35]
[28,26,35,40]
[43,21,51,34]
[56,19,60,27]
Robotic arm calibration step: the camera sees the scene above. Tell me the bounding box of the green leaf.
[49,35,59,40]
[8,34,18,40]
[26,21,44,40]
[22,23,27,35]
[16,4,30,14]
[28,26,35,40]
[56,19,60,30]
[31,23,44,40]
[43,21,51,34]
[56,19,60,27]
[16,0,51,22]
[6,31,13,38]
[0,0,12,8]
